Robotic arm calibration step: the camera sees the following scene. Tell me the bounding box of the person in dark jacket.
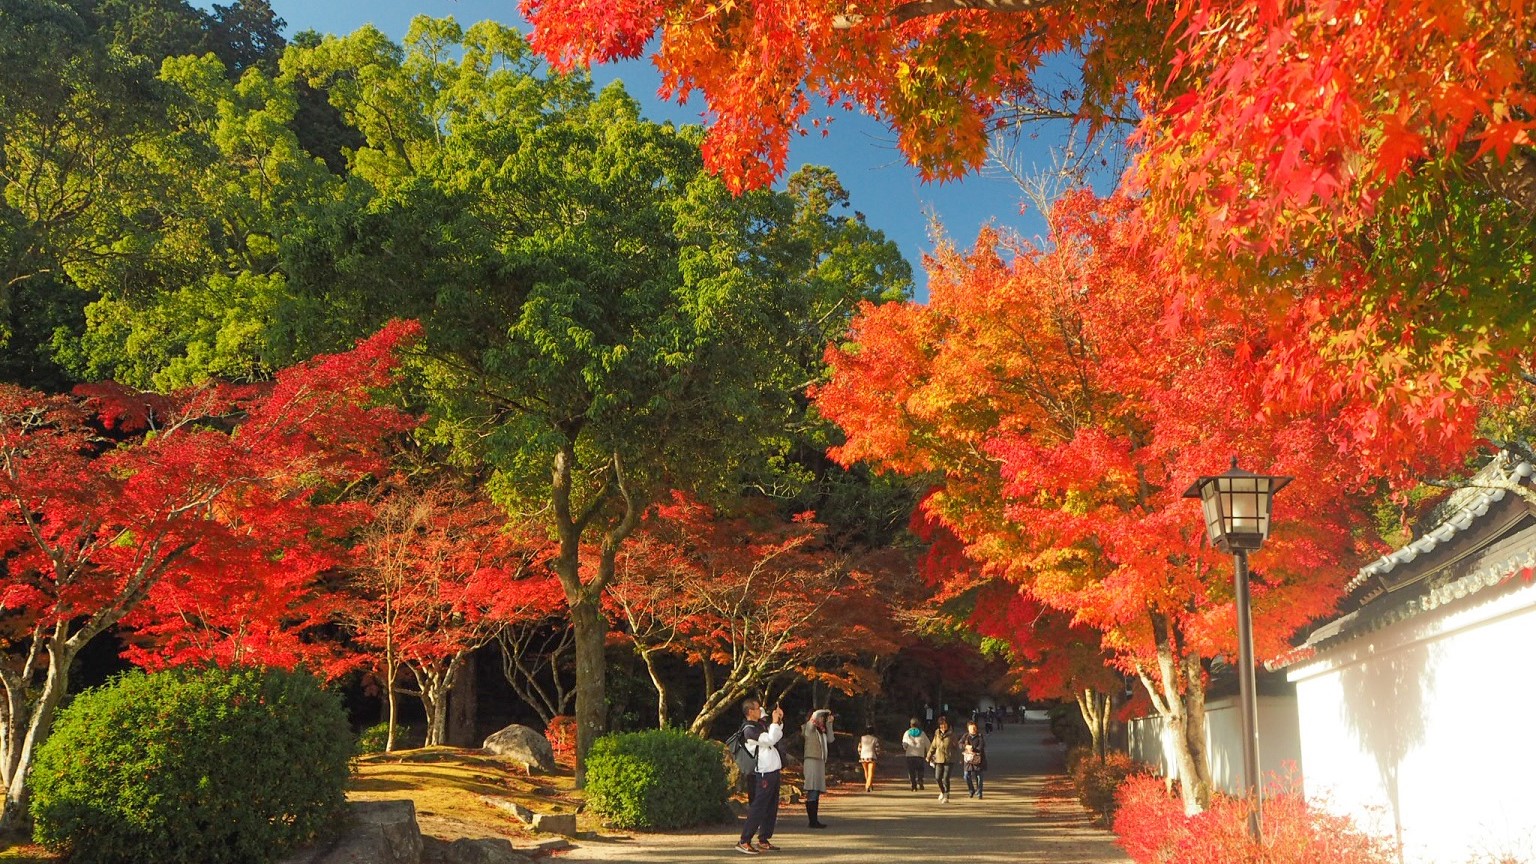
[959,719,988,799]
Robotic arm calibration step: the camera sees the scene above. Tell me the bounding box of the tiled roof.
[1345,457,1533,593]
[1271,453,1536,670]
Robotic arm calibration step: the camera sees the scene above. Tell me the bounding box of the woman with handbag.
[959,719,988,799]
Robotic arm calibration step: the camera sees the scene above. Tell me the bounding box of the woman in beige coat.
[925,716,955,803]
[801,708,833,828]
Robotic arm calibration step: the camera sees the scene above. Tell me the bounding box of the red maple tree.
[815,193,1387,811]
[609,492,910,733]
[345,475,558,749]
[524,0,1534,465]
[917,513,1123,758]
[523,0,1533,214]
[0,321,418,829]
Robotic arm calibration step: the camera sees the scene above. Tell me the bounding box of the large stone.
[531,812,577,836]
[279,800,423,864]
[421,836,532,864]
[479,795,577,836]
[481,724,556,773]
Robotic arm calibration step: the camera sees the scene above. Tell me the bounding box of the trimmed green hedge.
[30,665,352,864]
[584,729,731,829]
[355,721,422,755]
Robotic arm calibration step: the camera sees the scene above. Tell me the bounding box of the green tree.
[41,13,907,779]
[278,17,911,780]
[71,0,287,76]
[0,0,169,385]
[60,51,340,388]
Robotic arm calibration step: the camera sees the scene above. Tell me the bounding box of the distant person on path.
[735,699,785,855]
[960,720,988,799]
[900,717,930,791]
[926,716,955,803]
[801,708,833,829]
[857,725,881,792]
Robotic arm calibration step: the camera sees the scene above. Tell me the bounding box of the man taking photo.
[735,699,785,855]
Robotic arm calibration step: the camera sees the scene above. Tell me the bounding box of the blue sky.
[253,0,1080,297]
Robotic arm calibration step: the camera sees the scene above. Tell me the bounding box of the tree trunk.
[1178,651,1212,807]
[418,685,441,747]
[0,638,75,838]
[416,654,465,748]
[550,445,639,786]
[430,691,450,747]
[1076,688,1112,761]
[386,666,400,753]
[570,597,608,785]
[384,600,398,752]
[638,647,671,729]
[0,672,30,792]
[688,664,760,735]
[1144,611,1214,814]
[448,655,478,746]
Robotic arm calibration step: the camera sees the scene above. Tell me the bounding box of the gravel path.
[556,716,1131,863]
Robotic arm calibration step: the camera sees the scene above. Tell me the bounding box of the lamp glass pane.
[1234,490,1259,532]
[1201,486,1221,541]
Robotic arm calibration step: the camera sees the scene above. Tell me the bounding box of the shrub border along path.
[561,713,1131,863]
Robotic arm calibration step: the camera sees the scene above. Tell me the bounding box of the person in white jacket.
[900,717,931,791]
[736,700,785,855]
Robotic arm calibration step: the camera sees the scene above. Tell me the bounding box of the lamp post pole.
[1233,548,1262,843]
[1184,459,1289,847]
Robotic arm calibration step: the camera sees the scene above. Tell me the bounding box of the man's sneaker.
[758,841,780,851]
[735,842,760,855]
[936,792,944,801]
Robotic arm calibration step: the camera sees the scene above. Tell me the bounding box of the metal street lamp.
[1182,458,1291,843]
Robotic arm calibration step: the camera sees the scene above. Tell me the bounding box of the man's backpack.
[725,724,757,776]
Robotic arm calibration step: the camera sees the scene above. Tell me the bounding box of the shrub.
[545,715,578,763]
[584,729,731,830]
[1113,773,1186,862]
[31,665,352,864]
[1112,775,1400,864]
[1069,749,1143,823]
[1065,745,1096,775]
[355,721,421,755]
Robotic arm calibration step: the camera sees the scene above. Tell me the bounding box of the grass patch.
[351,746,590,838]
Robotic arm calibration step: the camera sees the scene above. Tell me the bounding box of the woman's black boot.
[808,799,828,829]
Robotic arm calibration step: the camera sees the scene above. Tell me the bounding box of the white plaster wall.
[1127,712,1170,775]
[1289,579,1536,864]
[1205,696,1304,793]
[1126,695,1302,796]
